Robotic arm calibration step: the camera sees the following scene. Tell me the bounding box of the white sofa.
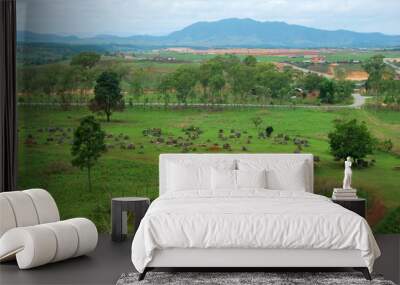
[0,189,98,269]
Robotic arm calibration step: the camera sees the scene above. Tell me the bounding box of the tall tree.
[172,66,198,105]
[38,64,64,104]
[198,63,213,101]
[71,116,106,192]
[157,73,174,107]
[209,74,226,103]
[231,64,256,103]
[335,80,354,102]
[71,52,101,69]
[71,52,101,103]
[362,55,385,94]
[302,73,324,93]
[129,68,145,102]
[243,55,257,66]
[56,66,75,109]
[319,79,335,104]
[90,71,124,122]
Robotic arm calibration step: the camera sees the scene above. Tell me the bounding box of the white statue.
[342,156,353,190]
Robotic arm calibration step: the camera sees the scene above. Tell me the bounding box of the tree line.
[17,51,355,108]
[363,55,400,107]
[157,55,354,105]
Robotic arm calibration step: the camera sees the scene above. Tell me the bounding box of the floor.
[0,234,399,285]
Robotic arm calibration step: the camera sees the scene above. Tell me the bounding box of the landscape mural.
[16,0,400,233]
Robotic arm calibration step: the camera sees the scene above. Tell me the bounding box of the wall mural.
[16,0,400,233]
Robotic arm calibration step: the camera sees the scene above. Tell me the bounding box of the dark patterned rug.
[116,272,395,285]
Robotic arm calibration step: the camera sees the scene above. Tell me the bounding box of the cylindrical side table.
[111,197,150,242]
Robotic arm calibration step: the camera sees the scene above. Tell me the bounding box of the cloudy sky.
[17,0,400,37]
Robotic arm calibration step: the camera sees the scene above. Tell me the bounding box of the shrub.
[328,119,375,162]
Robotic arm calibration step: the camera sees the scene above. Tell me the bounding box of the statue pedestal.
[332,188,358,200]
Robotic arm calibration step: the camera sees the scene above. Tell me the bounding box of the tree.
[256,67,291,101]
[71,52,101,69]
[38,64,64,104]
[55,65,75,110]
[328,119,375,162]
[302,73,324,93]
[129,68,145,101]
[198,62,213,101]
[231,64,256,103]
[71,116,106,191]
[380,79,400,105]
[90,71,124,122]
[243,55,257,66]
[209,73,226,103]
[335,80,354,103]
[158,73,174,107]
[172,66,198,105]
[70,52,101,103]
[362,55,385,94]
[319,79,335,104]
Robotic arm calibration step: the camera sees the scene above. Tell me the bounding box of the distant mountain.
[17,31,80,43]
[17,18,400,48]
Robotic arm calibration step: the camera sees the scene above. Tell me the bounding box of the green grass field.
[17,106,400,233]
[154,50,400,64]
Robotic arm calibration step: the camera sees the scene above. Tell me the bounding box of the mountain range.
[17,18,400,48]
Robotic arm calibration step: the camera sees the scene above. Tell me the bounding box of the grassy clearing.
[17,106,400,233]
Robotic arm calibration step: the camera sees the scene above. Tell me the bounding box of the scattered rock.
[142,128,162,137]
[24,138,37,145]
[223,143,232,151]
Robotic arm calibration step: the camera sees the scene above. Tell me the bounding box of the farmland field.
[17,106,400,233]
[15,44,400,235]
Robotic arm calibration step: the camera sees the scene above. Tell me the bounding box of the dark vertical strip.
[0,0,17,192]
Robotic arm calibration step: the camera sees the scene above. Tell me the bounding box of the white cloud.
[17,0,400,36]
